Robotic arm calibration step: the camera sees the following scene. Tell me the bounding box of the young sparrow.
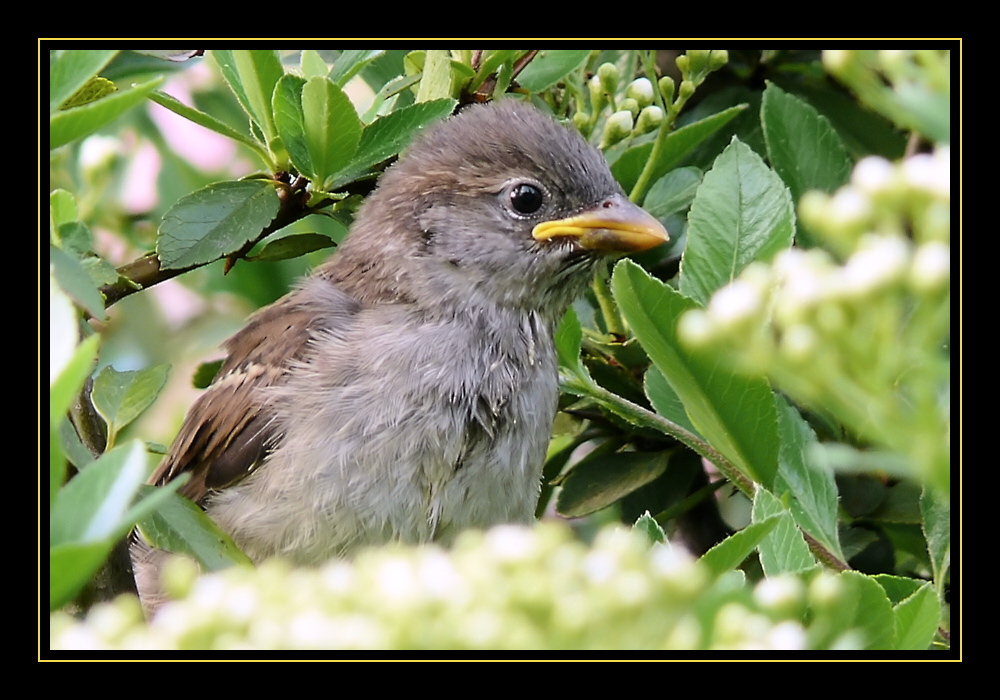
[133,99,668,609]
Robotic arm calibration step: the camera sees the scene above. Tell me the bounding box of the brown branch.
[98,174,378,311]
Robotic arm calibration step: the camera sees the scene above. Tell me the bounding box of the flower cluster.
[50,522,861,651]
[679,147,951,492]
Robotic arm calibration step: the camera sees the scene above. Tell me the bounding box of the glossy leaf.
[157,179,282,270]
[48,49,119,112]
[556,451,670,518]
[774,395,844,563]
[611,259,779,489]
[301,76,363,190]
[136,489,252,571]
[91,364,170,444]
[701,515,781,576]
[516,49,591,92]
[752,487,816,576]
[50,77,163,150]
[761,81,852,205]
[680,137,794,306]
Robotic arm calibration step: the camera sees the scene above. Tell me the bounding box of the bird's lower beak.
[532,194,669,253]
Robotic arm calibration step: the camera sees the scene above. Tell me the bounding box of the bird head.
[330,100,669,318]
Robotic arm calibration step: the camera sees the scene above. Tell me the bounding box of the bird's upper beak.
[532,193,669,253]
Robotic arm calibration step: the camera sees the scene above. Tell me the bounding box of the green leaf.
[50,335,98,496]
[272,74,311,176]
[301,76,363,190]
[642,166,703,222]
[632,511,667,545]
[50,246,105,321]
[49,440,152,547]
[49,440,183,610]
[136,489,252,571]
[50,189,79,230]
[760,82,852,205]
[149,90,269,160]
[891,583,941,650]
[680,137,795,306]
[920,486,950,595]
[613,104,746,197]
[300,50,330,79]
[773,396,844,563]
[417,49,458,102]
[50,540,114,610]
[643,365,702,440]
[329,49,385,87]
[554,307,584,372]
[611,260,779,489]
[91,365,170,445]
[871,573,924,605]
[894,83,950,143]
[247,233,336,262]
[50,76,164,150]
[49,49,119,112]
[752,487,816,576]
[700,515,781,576]
[60,76,117,109]
[157,179,282,270]
[556,451,670,518]
[212,50,284,144]
[516,49,592,92]
[328,98,456,188]
[837,571,897,650]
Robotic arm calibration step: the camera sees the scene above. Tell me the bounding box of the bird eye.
[506,182,545,216]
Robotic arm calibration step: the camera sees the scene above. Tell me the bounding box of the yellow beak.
[532,193,669,253]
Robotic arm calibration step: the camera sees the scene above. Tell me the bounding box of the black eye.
[507,182,544,215]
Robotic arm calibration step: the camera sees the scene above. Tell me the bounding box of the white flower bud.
[909,240,950,293]
[678,309,714,347]
[903,152,950,199]
[828,186,873,230]
[708,279,763,327]
[626,77,655,107]
[600,110,635,148]
[780,325,819,364]
[841,235,909,296]
[634,105,663,135]
[851,156,896,195]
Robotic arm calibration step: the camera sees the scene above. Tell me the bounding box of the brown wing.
[149,297,321,505]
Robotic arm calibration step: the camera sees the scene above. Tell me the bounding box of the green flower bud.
[708,50,729,71]
[634,105,663,135]
[685,50,711,78]
[600,110,634,149]
[588,74,607,114]
[572,110,591,133]
[675,54,689,74]
[619,97,639,120]
[822,50,853,74]
[658,75,675,104]
[625,77,655,107]
[679,79,696,101]
[597,62,620,95]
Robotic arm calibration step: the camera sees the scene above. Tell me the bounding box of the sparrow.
[132,99,668,608]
